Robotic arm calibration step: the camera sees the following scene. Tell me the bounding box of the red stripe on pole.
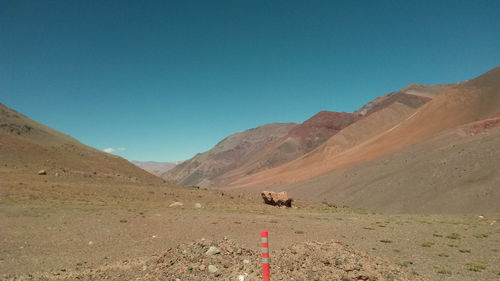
[261,230,270,281]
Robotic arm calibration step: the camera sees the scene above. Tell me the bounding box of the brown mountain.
[278,116,500,213]
[230,67,500,189]
[211,111,360,186]
[162,123,297,186]
[225,67,500,213]
[166,81,449,189]
[132,161,179,176]
[0,103,163,184]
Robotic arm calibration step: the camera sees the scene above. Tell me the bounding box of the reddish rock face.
[286,111,361,149]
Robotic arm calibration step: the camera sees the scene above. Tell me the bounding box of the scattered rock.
[37,170,47,175]
[205,246,221,256]
[12,238,422,281]
[194,203,202,208]
[208,265,218,273]
[169,202,184,207]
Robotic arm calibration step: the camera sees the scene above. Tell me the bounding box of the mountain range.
[164,66,500,213]
[1,66,498,213]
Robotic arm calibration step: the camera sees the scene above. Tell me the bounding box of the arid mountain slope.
[168,81,450,188]
[162,123,297,187]
[132,160,179,176]
[0,103,163,184]
[211,111,360,186]
[355,83,448,116]
[230,67,500,188]
[229,82,454,187]
[266,117,500,214]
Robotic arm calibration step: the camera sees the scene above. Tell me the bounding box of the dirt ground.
[0,172,499,280]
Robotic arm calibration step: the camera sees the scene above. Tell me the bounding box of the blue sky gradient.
[1,0,499,161]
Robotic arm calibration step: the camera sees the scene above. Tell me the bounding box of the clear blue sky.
[1,0,499,162]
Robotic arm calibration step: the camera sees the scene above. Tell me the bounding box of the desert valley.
[1,67,499,281]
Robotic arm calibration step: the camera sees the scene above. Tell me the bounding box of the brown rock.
[261,191,293,207]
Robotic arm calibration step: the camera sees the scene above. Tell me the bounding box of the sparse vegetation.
[438,253,449,257]
[472,232,488,238]
[436,268,451,275]
[421,242,434,247]
[294,230,304,234]
[379,239,392,243]
[459,249,471,253]
[392,249,400,253]
[465,262,486,272]
[433,233,443,237]
[397,261,413,267]
[446,233,461,239]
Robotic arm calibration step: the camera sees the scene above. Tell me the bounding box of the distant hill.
[211,111,360,187]
[163,123,297,187]
[132,161,179,176]
[167,81,447,188]
[0,103,164,185]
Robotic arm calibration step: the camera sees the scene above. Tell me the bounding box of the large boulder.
[261,191,293,207]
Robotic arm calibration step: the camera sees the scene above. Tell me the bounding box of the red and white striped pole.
[261,230,270,281]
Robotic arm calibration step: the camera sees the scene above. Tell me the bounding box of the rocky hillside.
[231,66,500,189]
[227,67,500,213]
[0,103,164,184]
[169,81,448,189]
[212,111,360,186]
[162,123,297,187]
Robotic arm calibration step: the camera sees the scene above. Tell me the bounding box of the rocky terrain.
[5,237,423,281]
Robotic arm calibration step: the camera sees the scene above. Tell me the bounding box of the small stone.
[169,202,184,207]
[38,170,47,175]
[88,241,93,245]
[208,265,218,273]
[243,259,250,264]
[199,264,206,271]
[194,203,202,208]
[205,246,221,255]
[142,265,147,271]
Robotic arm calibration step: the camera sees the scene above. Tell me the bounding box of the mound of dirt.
[7,238,422,281]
